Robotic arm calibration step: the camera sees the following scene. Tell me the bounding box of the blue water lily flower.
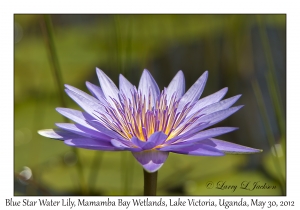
[39,68,261,172]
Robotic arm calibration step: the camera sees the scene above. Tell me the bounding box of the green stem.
[41,14,86,195]
[143,170,157,196]
[113,15,123,74]
[42,15,67,109]
[252,80,286,195]
[256,15,285,138]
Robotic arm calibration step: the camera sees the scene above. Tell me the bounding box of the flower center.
[96,89,198,141]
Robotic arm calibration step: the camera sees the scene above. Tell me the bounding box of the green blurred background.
[14,14,286,196]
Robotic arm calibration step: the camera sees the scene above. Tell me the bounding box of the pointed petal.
[178,127,238,144]
[132,150,169,173]
[64,88,107,119]
[159,143,224,156]
[189,105,244,131]
[64,138,118,151]
[119,74,135,96]
[96,68,120,104]
[65,84,102,104]
[138,69,160,108]
[65,84,108,112]
[39,129,118,150]
[187,87,228,117]
[56,108,95,129]
[38,129,78,140]
[197,95,242,116]
[85,81,107,102]
[178,71,208,111]
[202,138,263,154]
[180,93,239,129]
[55,123,111,141]
[166,70,185,102]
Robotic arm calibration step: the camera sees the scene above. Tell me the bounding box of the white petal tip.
[37,129,54,138]
[64,84,71,89]
[37,130,45,135]
[96,68,105,75]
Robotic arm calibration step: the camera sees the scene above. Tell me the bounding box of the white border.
[3,0,299,209]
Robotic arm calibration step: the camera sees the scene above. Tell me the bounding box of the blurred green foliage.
[14,14,285,195]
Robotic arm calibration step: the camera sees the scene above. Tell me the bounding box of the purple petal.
[55,123,110,140]
[111,139,142,152]
[142,131,168,150]
[159,143,224,156]
[166,122,209,145]
[166,70,185,102]
[56,108,95,129]
[64,89,108,119]
[132,150,169,173]
[86,120,125,140]
[38,129,78,140]
[65,84,102,104]
[180,93,239,128]
[202,138,263,154]
[178,71,208,111]
[129,132,167,149]
[187,87,228,117]
[138,69,160,108]
[197,95,241,116]
[177,127,238,144]
[96,68,120,104]
[85,81,107,103]
[131,136,145,148]
[119,74,135,96]
[75,124,112,140]
[188,105,244,131]
[64,138,118,151]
